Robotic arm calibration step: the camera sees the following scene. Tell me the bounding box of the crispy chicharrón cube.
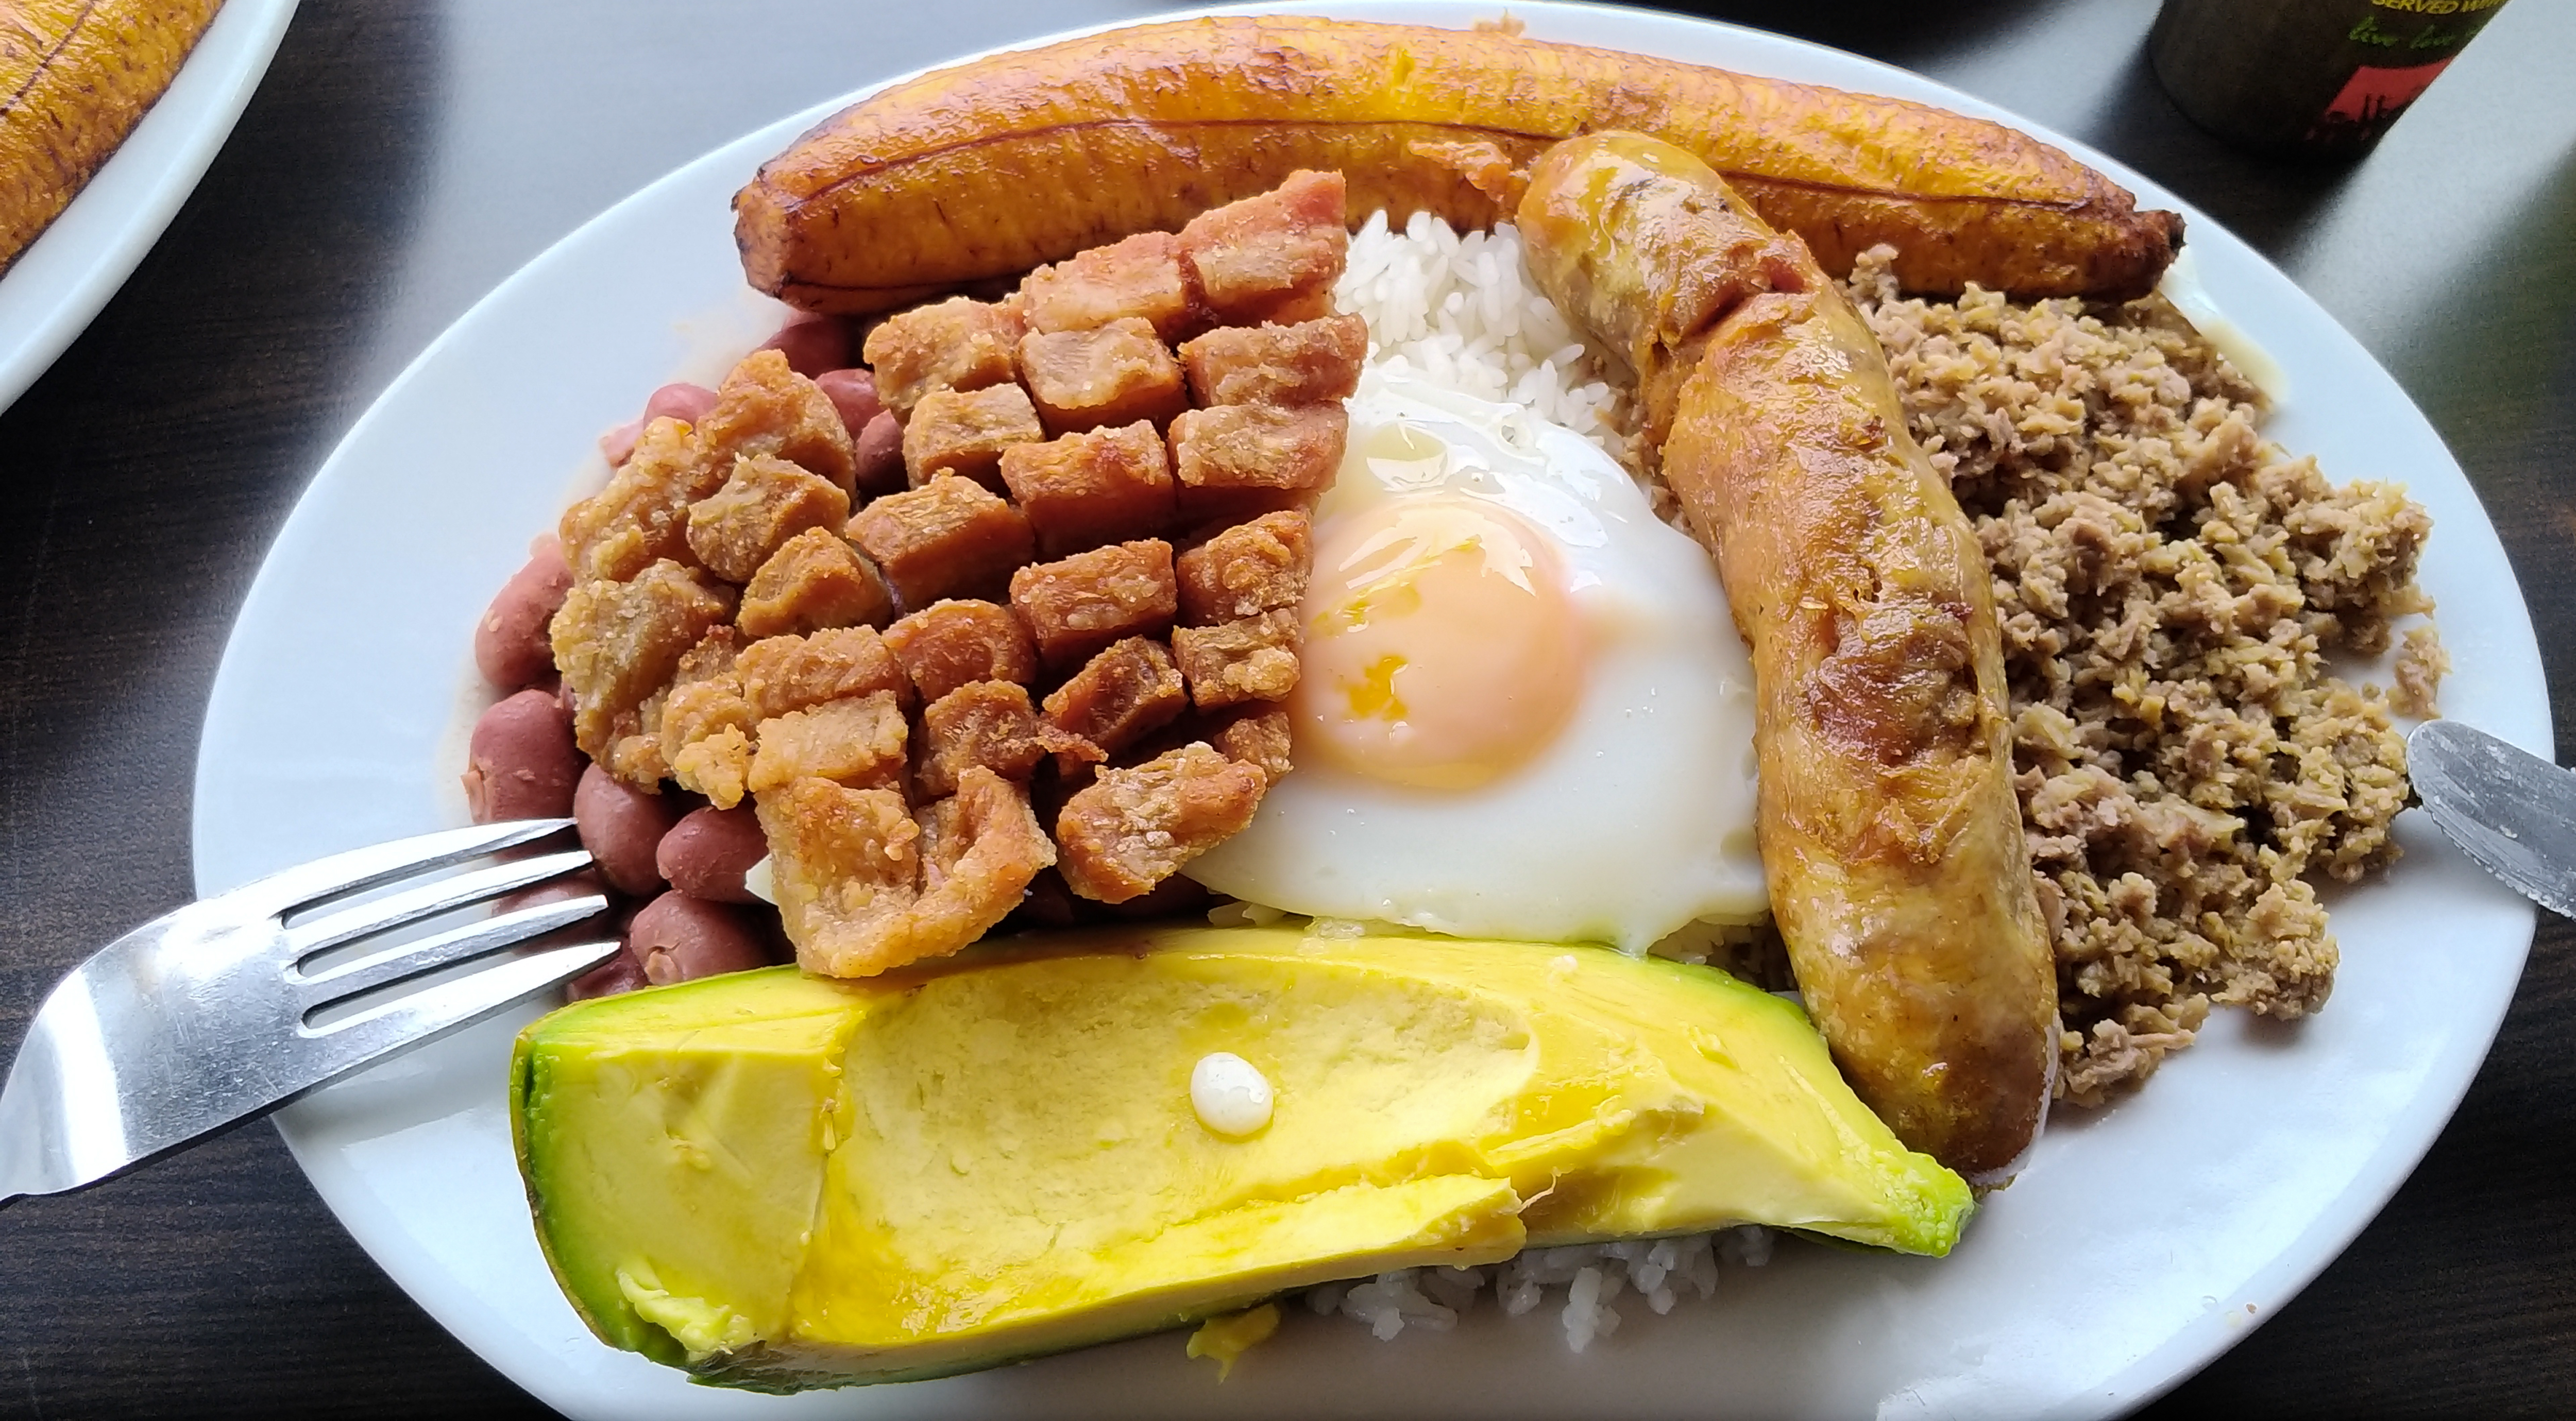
[547,174,1352,977]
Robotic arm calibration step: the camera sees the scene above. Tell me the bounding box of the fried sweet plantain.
[0,0,225,276]
[1519,133,2059,1180]
[736,15,2180,314]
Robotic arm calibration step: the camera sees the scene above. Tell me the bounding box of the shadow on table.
[2077,42,2356,258]
[2381,142,2576,752]
[0,8,460,1419]
[1652,0,2063,65]
[2378,139,2576,439]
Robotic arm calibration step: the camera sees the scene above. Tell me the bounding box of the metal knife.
[2408,720,2576,918]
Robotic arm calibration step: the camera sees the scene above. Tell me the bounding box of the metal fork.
[0,818,619,1209]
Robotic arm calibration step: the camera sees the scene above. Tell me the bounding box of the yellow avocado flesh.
[511,926,1972,1389]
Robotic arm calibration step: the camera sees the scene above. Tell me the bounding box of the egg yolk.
[1294,494,1587,790]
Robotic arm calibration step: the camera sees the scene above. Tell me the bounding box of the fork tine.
[228,818,577,919]
[294,892,612,1006]
[285,847,596,961]
[293,939,623,1086]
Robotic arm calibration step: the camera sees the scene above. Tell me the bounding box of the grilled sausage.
[1519,133,2057,1179]
[735,16,2180,315]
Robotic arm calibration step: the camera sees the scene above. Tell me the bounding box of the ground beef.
[1843,248,2443,1105]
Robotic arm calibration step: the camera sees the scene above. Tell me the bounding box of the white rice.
[1333,211,1632,461]
[1272,213,1774,1352]
[1303,1228,1775,1354]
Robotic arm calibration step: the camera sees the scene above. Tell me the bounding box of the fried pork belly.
[687,454,852,583]
[999,421,1177,557]
[560,417,724,584]
[1041,636,1188,761]
[551,559,736,764]
[756,779,921,972]
[916,680,1098,797]
[1167,402,1346,523]
[663,681,756,808]
[901,383,1046,489]
[1173,610,1300,709]
[756,768,1053,977]
[654,628,754,806]
[1008,539,1179,668]
[736,624,910,720]
[910,767,1058,955]
[1020,231,1197,340]
[861,295,1024,416]
[694,349,859,494]
[747,690,908,795]
[737,526,895,639]
[1055,743,1268,902]
[1178,315,1366,407]
[1018,318,1191,435]
[1177,169,1348,324]
[561,351,855,584]
[547,172,1356,981]
[1176,510,1312,623]
[845,473,1036,607]
[883,598,1038,702]
[1207,704,1293,780]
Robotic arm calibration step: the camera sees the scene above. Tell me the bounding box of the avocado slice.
[512,926,1972,1389]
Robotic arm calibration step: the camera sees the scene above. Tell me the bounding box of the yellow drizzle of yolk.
[1342,655,1409,722]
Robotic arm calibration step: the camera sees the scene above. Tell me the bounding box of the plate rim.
[189,3,2550,1417]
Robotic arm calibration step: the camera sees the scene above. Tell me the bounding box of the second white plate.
[0,0,300,412]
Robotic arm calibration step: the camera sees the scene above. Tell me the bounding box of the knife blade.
[2408,720,2576,918]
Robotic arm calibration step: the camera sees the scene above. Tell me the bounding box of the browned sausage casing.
[1519,133,2057,1178]
[735,16,2180,314]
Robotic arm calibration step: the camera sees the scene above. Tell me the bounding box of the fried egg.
[1184,370,1766,951]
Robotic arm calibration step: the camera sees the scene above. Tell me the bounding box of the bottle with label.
[2149,0,2512,160]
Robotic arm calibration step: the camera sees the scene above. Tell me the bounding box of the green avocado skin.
[512,927,1974,1391]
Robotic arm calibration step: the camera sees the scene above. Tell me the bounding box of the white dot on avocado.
[1191,1052,1273,1137]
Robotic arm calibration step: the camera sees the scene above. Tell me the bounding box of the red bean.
[572,763,684,896]
[854,408,905,497]
[814,368,883,439]
[757,317,850,379]
[566,948,649,1001]
[474,542,573,690]
[498,868,617,957]
[598,417,644,467]
[463,690,580,823]
[499,867,611,919]
[628,892,772,985]
[599,383,719,466]
[655,806,768,903]
[643,381,718,425]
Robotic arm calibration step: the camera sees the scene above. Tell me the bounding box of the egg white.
[1184,370,1767,952]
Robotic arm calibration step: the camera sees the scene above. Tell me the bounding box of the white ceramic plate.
[191,4,2551,1417]
[0,0,300,413]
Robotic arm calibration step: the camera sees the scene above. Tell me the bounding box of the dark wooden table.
[2,2,2568,1415]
